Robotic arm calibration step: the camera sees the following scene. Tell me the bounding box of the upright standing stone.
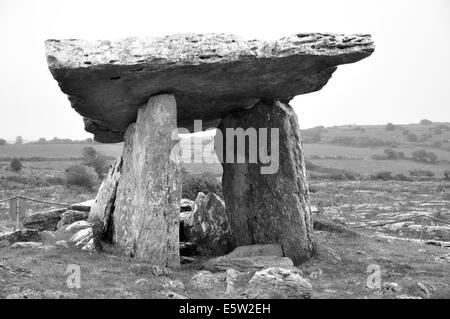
[216,99,313,264]
[113,94,181,268]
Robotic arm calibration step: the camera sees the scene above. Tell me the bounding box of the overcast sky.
[0,0,449,142]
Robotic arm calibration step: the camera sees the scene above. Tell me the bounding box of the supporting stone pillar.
[113,94,181,268]
[216,99,313,264]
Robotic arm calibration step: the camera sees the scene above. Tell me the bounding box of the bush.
[444,170,450,181]
[385,123,396,131]
[82,146,110,178]
[10,158,23,172]
[370,171,393,181]
[0,138,6,145]
[65,165,98,189]
[411,149,438,163]
[409,169,435,178]
[302,127,323,144]
[384,148,404,160]
[394,174,410,181]
[181,169,222,200]
[407,133,418,142]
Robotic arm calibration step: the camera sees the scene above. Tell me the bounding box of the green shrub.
[370,171,393,181]
[407,133,418,142]
[181,169,222,200]
[0,138,6,145]
[10,158,23,172]
[385,123,396,131]
[411,149,438,163]
[82,146,110,178]
[444,170,450,181]
[65,165,98,189]
[409,169,435,178]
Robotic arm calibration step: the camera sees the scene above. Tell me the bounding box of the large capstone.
[113,94,181,267]
[45,33,374,142]
[216,99,314,264]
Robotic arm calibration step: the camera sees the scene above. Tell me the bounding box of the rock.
[226,244,283,258]
[39,230,57,243]
[190,270,226,290]
[128,263,171,277]
[113,94,181,267]
[434,253,450,263]
[417,282,435,298]
[162,291,188,299]
[68,199,95,212]
[182,192,233,255]
[225,269,253,296]
[135,278,151,286]
[45,33,374,142]
[381,282,401,295]
[41,290,78,299]
[395,295,422,299]
[162,279,185,290]
[57,210,89,229]
[205,255,295,273]
[65,220,92,233]
[0,229,40,244]
[68,228,93,248]
[88,158,122,242]
[81,238,95,252]
[218,100,314,264]
[22,208,66,231]
[313,218,359,237]
[11,242,44,249]
[243,267,312,299]
[55,240,68,248]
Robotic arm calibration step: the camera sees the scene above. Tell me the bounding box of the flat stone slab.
[45,33,374,142]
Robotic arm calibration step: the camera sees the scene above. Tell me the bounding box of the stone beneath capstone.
[113,94,181,267]
[45,33,374,142]
[88,157,122,241]
[182,192,234,255]
[217,100,313,264]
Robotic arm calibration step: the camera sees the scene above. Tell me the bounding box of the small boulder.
[57,210,89,229]
[68,199,95,212]
[182,192,234,255]
[0,229,40,244]
[225,269,253,296]
[205,255,294,273]
[22,208,66,231]
[11,242,44,249]
[190,270,226,290]
[243,267,312,299]
[381,282,401,295]
[68,227,93,248]
[226,244,283,258]
[55,240,68,248]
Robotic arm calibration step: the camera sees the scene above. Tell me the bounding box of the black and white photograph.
[0,0,449,306]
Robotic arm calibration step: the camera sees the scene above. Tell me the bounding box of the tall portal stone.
[216,100,313,264]
[113,94,181,268]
